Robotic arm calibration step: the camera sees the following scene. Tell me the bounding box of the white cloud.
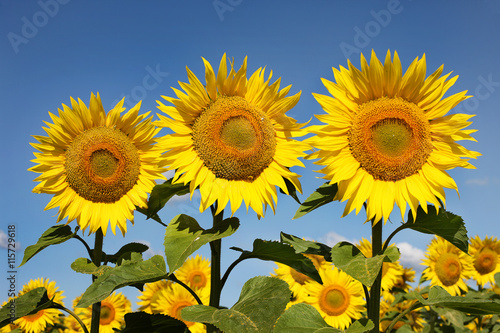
[136,240,165,259]
[0,230,7,249]
[396,242,425,270]
[321,231,356,247]
[466,177,490,186]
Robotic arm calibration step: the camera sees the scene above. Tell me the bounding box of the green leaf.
[144,179,191,220]
[279,177,301,205]
[274,303,340,332]
[404,206,468,253]
[280,232,332,261]
[433,307,466,329]
[231,239,321,284]
[106,242,149,264]
[77,254,167,308]
[182,276,290,333]
[330,242,400,287]
[119,312,187,333]
[415,286,500,315]
[0,287,54,326]
[164,214,239,272]
[345,319,375,333]
[293,182,338,219]
[70,258,112,276]
[20,225,75,266]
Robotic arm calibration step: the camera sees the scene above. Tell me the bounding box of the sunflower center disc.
[321,286,349,316]
[65,126,141,203]
[192,96,276,181]
[349,97,432,181]
[100,303,115,325]
[173,301,195,327]
[190,272,207,288]
[475,248,497,275]
[435,253,462,286]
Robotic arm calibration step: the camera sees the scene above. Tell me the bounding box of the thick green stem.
[368,219,383,333]
[207,206,223,333]
[54,303,90,333]
[90,228,104,333]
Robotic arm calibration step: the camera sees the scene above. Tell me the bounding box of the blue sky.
[1,0,499,310]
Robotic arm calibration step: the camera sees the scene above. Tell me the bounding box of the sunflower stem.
[207,206,223,333]
[90,228,104,333]
[368,219,383,333]
[54,303,90,333]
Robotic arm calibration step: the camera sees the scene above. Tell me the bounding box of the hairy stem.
[90,228,103,333]
[368,219,383,333]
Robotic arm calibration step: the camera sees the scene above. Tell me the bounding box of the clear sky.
[1,0,499,310]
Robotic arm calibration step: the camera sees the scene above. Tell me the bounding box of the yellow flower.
[272,262,313,301]
[307,50,480,223]
[79,292,131,333]
[14,278,65,333]
[380,297,425,332]
[469,235,500,287]
[152,282,209,333]
[175,254,211,291]
[357,238,404,292]
[421,236,474,295]
[137,279,173,314]
[304,266,365,330]
[155,54,309,217]
[29,93,165,236]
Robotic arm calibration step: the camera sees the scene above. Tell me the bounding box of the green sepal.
[280,232,332,261]
[164,214,239,272]
[20,225,75,267]
[403,205,468,253]
[77,253,167,308]
[231,239,322,284]
[181,276,290,333]
[119,312,187,333]
[293,182,338,219]
[330,241,400,287]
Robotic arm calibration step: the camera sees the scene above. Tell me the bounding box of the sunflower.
[307,50,480,223]
[357,238,404,292]
[155,54,309,217]
[421,236,474,296]
[175,254,211,290]
[304,266,365,330]
[14,278,65,333]
[29,93,165,236]
[137,279,173,313]
[272,261,313,301]
[79,292,131,333]
[152,282,209,333]
[469,235,500,287]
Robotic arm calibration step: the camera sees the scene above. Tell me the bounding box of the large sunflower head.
[174,254,211,291]
[307,50,480,223]
[469,235,500,287]
[15,278,65,333]
[304,266,365,330]
[152,282,209,333]
[421,236,474,296]
[29,93,165,236]
[155,54,309,217]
